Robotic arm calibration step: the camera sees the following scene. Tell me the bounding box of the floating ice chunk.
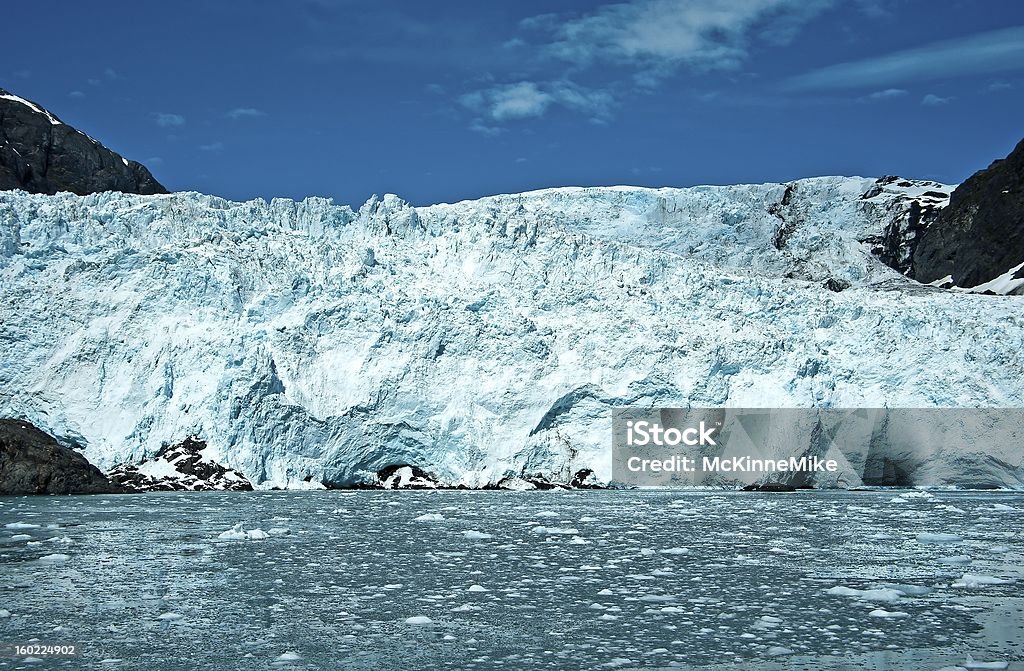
[268,527,290,536]
[468,584,488,592]
[759,616,783,624]
[462,530,492,540]
[530,526,579,535]
[535,511,559,518]
[597,589,614,596]
[883,584,931,597]
[767,646,793,656]
[275,652,303,662]
[965,654,1009,669]
[825,586,903,602]
[938,555,972,565]
[992,504,1018,512]
[868,609,909,618]
[599,614,618,620]
[952,574,1013,588]
[157,613,183,621]
[218,523,248,540]
[917,533,963,544]
[452,604,479,612]
[660,547,689,555]
[21,656,43,663]
[0,609,10,617]
[405,616,433,625]
[899,490,934,499]
[414,513,445,522]
[10,534,31,541]
[570,536,590,544]
[36,553,70,564]
[5,522,40,529]
[218,523,268,540]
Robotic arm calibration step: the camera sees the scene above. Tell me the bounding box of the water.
[0,490,1021,670]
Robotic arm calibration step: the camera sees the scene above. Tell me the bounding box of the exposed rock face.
[0,88,166,196]
[857,176,952,276]
[0,419,122,495]
[913,138,1024,290]
[108,437,253,492]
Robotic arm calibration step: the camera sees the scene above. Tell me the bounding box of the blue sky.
[4,1,1023,205]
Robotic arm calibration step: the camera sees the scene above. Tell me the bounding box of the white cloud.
[462,81,614,123]
[787,26,1024,90]
[490,82,553,120]
[921,93,951,106]
[226,107,266,120]
[199,141,225,152]
[866,88,908,101]
[541,0,833,72]
[153,113,185,128]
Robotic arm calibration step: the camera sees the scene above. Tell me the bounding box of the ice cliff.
[1,177,1022,488]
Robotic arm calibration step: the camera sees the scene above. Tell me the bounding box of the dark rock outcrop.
[0,87,166,195]
[913,138,1024,289]
[0,419,123,495]
[108,437,253,492]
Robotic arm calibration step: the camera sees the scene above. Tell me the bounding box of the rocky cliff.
[0,419,123,495]
[913,138,1024,292]
[0,88,166,196]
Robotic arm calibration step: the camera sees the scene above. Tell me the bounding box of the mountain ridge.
[0,87,166,196]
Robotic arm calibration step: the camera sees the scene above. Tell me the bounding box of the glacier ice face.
[0,177,1022,488]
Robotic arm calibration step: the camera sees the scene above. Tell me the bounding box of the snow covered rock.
[108,437,252,492]
[1,177,1023,489]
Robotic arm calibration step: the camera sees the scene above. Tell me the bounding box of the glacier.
[1,176,1023,489]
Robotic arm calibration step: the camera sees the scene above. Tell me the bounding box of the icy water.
[0,491,1022,671]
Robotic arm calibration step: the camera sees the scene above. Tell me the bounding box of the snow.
[960,260,1024,296]
[1,181,1023,489]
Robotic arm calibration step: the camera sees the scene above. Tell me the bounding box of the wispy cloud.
[200,141,225,152]
[537,0,834,74]
[786,26,1024,90]
[461,80,614,123]
[153,113,186,128]
[226,107,266,120]
[864,88,907,101]
[457,0,830,130]
[68,90,85,99]
[921,93,951,106]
